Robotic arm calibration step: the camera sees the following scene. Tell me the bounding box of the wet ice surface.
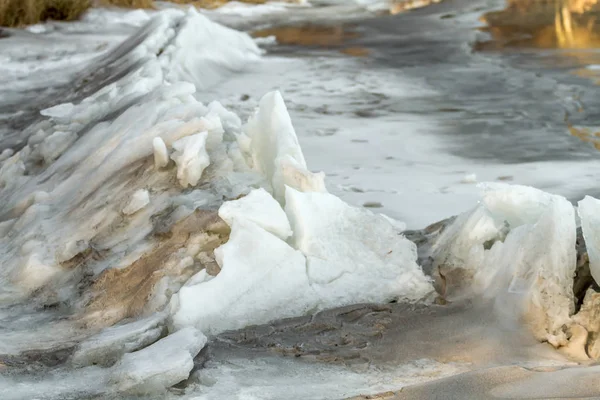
[5,0,600,228]
[196,0,600,228]
[4,0,600,399]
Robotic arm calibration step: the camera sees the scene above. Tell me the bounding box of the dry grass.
[0,0,288,27]
[97,0,153,8]
[0,0,91,27]
[167,0,282,10]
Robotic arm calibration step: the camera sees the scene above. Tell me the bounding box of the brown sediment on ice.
[166,0,301,9]
[81,209,229,328]
[340,46,370,57]
[252,24,360,47]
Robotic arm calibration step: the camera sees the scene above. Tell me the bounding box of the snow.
[578,196,600,285]
[218,188,293,239]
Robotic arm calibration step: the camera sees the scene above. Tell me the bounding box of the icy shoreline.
[0,9,437,398]
[3,4,600,400]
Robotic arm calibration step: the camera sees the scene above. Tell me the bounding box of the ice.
[461,173,477,184]
[480,183,559,228]
[578,196,600,285]
[41,102,75,118]
[432,183,577,344]
[153,136,169,168]
[218,188,293,239]
[379,213,408,232]
[159,8,261,89]
[171,186,433,336]
[36,130,78,164]
[0,366,110,400]
[79,8,153,29]
[279,154,327,195]
[58,239,89,262]
[171,218,311,335]
[285,187,433,303]
[122,189,151,215]
[430,204,506,298]
[12,253,61,294]
[171,132,211,187]
[2,3,595,398]
[245,91,326,203]
[213,0,308,17]
[110,327,207,393]
[71,313,167,367]
[0,13,436,343]
[0,149,14,162]
[189,356,466,400]
[0,6,263,305]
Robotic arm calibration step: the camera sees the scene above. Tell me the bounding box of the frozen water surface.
[3,0,600,399]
